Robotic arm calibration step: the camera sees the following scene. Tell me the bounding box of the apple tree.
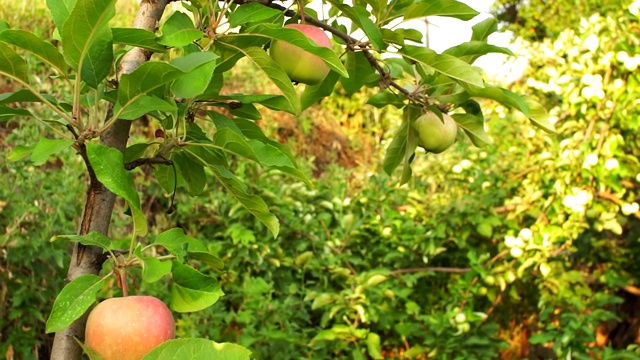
[0,0,554,358]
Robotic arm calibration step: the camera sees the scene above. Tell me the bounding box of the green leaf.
[117,95,177,120]
[327,2,385,51]
[153,228,212,260]
[367,90,407,108]
[383,122,408,176]
[468,84,529,114]
[247,140,312,186]
[173,151,206,195]
[46,0,78,30]
[170,52,218,99]
[0,30,67,75]
[451,113,492,147]
[157,12,203,47]
[399,46,484,89]
[0,42,29,83]
[208,111,302,169]
[396,28,424,43]
[301,71,340,110]
[188,252,224,270]
[170,261,224,313]
[46,274,107,333]
[30,138,74,166]
[228,102,262,120]
[86,142,147,236]
[212,128,259,162]
[0,105,32,122]
[154,162,176,194]
[112,28,167,53]
[50,231,111,249]
[211,165,279,237]
[76,338,106,360]
[142,339,251,360]
[471,17,498,42]
[468,85,556,133]
[142,257,173,283]
[244,24,348,78]
[404,0,479,21]
[443,41,514,64]
[383,106,420,184]
[366,332,384,359]
[0,90,58,104]
[8,144,34,161]
[211,94,294,113]
[340,51,377,95]
[124,143,153,163]
[117,61,183,108]
[221,44,300,115]
[523,97,556,134]
[61,0,115,87]
[228,2,282,27]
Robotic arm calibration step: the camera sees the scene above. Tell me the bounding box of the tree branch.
[50,1,171,359]
[390,267,472,276]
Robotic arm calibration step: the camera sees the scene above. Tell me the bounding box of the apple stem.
[114,254,129,297]
[297,0,306,24]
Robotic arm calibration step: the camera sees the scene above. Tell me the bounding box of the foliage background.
[2,0,640,359]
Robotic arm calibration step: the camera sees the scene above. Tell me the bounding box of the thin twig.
[390,267,471,276]
[124,156,173,171]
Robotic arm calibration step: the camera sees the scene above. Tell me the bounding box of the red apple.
[270,24,332,85]
[85,296,175,360]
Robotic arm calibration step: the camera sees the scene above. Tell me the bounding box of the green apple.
[85,296,175,360]
[412,111,458,153]
[270,24,332,85]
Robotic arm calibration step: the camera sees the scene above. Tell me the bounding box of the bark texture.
[50,1,170,359]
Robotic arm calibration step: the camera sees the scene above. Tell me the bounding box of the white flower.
[539,263,551,277]
[510,247,524,258]
[604,158,619,170]
[460,159,473,169]
[624,56,640,71]
[343,197,351,206]
[630,0,640,16]
[621,202,639,216]
[584,34,599,53]
[636,173,640,182]
[613,79,625,89]
[452,164,463,174]
[542,233,551,248]
[519,228,533,240]
[583,153,599,168]
[617,51,630,62]
[505,235,524,248]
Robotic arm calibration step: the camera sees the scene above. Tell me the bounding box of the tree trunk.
[50,1,170,358]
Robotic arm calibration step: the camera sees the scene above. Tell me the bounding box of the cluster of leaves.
[461,2,640,357]
[156,161,510,359]
[0,127,84,358]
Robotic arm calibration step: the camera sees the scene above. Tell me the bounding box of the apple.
[85,296,175,360]
[412,111,458,153]
[270,24,332,85]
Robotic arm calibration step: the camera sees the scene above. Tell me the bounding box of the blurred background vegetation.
[2,0,640,359]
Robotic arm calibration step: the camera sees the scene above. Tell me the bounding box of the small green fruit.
[412,111,458,153]
[484,275,496,286]
[270,24,332,85]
